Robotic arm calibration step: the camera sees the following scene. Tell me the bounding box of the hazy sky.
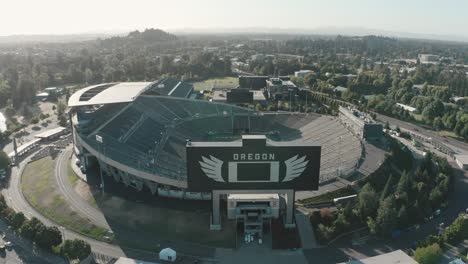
[1,0,467,37]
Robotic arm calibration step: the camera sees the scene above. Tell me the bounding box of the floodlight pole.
[96,134,105,196]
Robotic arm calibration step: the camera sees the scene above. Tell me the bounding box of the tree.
[20,217,45,240]
[380,174,394,202]
[371,196,398,236]
[384,120,390,129]
[0,80,12,108]
[397,205,408,228]
[396,171,411,202]
[35,226,62,249]
[60,239,91,260]
[84,68,94,84]
[356,183,379,219]
[58,114,68,127]
[0,150,10,170]
[8,212,26,229]
[413,243,442,264]
[443,215,468,244]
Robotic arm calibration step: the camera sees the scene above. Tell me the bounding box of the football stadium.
[69,78,362,201]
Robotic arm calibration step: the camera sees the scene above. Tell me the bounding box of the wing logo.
[199,155,225,182]
[283,155,309,182]
[199,154,309,183]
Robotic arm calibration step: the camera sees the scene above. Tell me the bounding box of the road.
[1,151,127,259]
[376,114,468,155]
[0,220,67,264]
[55,148,110,228]
[4,148,218,263]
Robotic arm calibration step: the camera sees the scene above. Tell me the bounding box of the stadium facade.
[69,78,363,200]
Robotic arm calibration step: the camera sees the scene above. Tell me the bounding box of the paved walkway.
[70,152,88,182]
[440,239,468,263]
[295,209,318,249]
[215,246,307,264]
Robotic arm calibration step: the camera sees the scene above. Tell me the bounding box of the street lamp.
[288,89,294,112]
[95,134,105,195]
[59,226,65,241]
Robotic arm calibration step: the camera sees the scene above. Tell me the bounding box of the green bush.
[60,239,91,260]
[414,243,443,264]
[443,215,468,245]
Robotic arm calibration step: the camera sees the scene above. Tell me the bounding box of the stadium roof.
[68,82,152,107]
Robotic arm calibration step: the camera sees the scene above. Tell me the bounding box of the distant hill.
[0,33,121,44]
[0,28,177,45]
[98,29,178,47]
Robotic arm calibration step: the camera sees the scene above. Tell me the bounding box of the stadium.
[68,78,362,201]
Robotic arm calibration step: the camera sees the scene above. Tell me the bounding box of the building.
[145,78,194,98]
[114,257,157,264]
[251,54,266,61]
[227,194,280,236]
[239,75,269,90]
[265,77,297,100]
[276,53,304,63]
[338,250,417,264]
[34,127,67,141]
[396,103,418,113]
[333,86,348,93]
[36,92,49,101]
[418,54,440,64]
[339,106,382,140]
[44,87,63,95]
[455,155,468,170]
[68,80,359,196]
[294,70,314,78]
[211,88,266,105]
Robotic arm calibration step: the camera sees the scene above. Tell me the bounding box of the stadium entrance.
[186,135,321,233]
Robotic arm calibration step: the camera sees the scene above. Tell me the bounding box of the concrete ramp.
[295,209,318,249]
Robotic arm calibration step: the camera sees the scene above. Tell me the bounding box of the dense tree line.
[0,194,91,260]
[310,138,452,243]
[0,29,232,110]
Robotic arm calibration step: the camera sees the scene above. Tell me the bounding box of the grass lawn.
[437,130,464,140]
[298,186,356,205]
[411,113,423,122]
[21,157,108,241]
[191,77,238,91]
[66,160,79,186]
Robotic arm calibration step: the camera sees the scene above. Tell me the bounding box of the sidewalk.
[295,208,318,249]
[440,240,468,264]
[71,152,88,182]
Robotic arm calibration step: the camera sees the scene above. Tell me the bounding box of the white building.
[455,155,468,170]
[396,103,418,113]
[338,250,417,264]
[418,54,439,64]
[294,70,314,78]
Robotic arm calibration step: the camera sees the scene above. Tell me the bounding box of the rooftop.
[68,82,152,107]
[34,127,66,139]
[228,193,280,200]
[338,250,417,264]
[455,154,468,165]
